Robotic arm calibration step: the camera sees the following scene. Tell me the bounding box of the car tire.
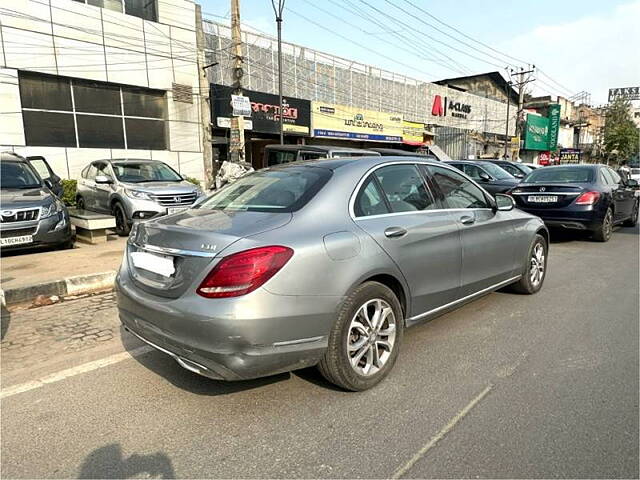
[318,281,403,391]
[76,196,85,210]
[113,202,131,237]
[511,233,547,295]
[623,200,639,227]
[57,239,75,250]
[592,207,613,242]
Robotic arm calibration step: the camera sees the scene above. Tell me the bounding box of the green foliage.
[184,176,201,186]
[604,97,640,160]
[61,179,77,206]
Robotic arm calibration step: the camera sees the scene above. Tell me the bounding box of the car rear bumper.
[516,206,603,231]
[116,268,342,381]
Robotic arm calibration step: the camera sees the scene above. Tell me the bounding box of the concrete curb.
[2,271,116,306]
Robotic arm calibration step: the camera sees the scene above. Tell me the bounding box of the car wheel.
[623,201,639,227]
[113,202,131,237]
[511,234,547,294]
[318,281,403,391]
[76,196,85,210]
[592,207,613,242]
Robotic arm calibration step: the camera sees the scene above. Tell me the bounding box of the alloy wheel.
[529,242,545,287]
[603,210,613,239]
[347,298,397,376]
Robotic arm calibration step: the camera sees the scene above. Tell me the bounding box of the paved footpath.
[1,227,638,478]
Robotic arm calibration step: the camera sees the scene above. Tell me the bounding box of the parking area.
[1,227,637,478]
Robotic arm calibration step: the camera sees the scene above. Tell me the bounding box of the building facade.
[0,0,205,181]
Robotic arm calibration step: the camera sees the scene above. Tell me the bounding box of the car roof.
[0,151,28,163]
[268,155,442,172]
[368,148,434,157]
[445,159,495,165]
[108,158,162,163]
[541,164,599,169]
[264,144,377,154]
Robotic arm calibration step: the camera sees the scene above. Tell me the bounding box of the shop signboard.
[608,87,640,102]
[211,84,310,135]
[402,120,427,145]
[311,102,403,142]
[559,148,581,164]
[547,104,561,151]
[523,114,550,151]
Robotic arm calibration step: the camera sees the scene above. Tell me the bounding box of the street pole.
[271,0,286,145]
[504,80,511,158]
[229,0,245,163]
[510,65,536,160]
[195,5,215,188]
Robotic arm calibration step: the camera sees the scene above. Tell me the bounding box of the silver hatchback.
[76,159,203,236]
[117,157,549,391]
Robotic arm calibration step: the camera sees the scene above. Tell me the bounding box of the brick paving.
[1,293,119,372]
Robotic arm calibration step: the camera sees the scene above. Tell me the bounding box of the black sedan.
[509,164,639,242]
[445,160,520,195]
[483,159,533,179]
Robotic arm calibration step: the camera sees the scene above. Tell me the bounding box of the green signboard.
[524,114,550,151]
[547,104,561,151]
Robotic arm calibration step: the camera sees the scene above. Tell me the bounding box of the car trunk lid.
[126,208,292,298]
[512,184,585,208]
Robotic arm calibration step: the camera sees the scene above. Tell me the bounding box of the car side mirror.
[514,172,524,179]
[494,194,515,211]
[95,175,113,184]
[43,179,53,189]
[479,172,491,182]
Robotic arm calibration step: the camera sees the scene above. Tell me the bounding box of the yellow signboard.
[402,120,427,145]
[311,102,403,142]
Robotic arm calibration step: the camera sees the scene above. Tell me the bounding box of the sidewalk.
[1,237,126,306]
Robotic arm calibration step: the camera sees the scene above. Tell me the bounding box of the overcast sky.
[199,0,640,106]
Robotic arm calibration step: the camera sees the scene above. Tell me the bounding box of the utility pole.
[271,0,286,145]
[510,65,536,160]
[195,5,215,188]
[229,0,245,163]
[503,79,512,158]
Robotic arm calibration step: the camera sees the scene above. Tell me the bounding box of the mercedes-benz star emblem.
[540,187,546,192]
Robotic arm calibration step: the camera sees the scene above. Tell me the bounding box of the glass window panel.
[77,114,125,148]
[19,73,72,111]
[354,177,390,217]
[124,0,157,22]
[104,0,123,11]
[125,118,166,150]
[374,164,436,212]
[28,159,52,180]
[429,166,489,209]
[22,111,76,147]
[73,80,122,115]
[87,0,103,6]
[122,88,166,118]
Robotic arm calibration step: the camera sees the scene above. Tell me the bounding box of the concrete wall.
[0,0,204,181]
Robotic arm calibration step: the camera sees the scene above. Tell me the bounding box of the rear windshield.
[481,163,514,180]
[0,161,41,189]
[196,167,332,212]
[524,167,594,183]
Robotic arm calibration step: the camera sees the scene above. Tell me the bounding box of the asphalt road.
[1,226,638,479]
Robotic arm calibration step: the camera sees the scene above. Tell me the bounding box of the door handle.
[460,215,475,225]
[384,226,408,238]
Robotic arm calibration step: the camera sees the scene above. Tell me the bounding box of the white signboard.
[231,95,252,116]
[217,117,253,130]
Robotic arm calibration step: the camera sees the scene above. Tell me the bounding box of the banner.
[608,87,640,102]
[559,148,581,164]
[211,84,310,135]
[547,104,561,152]
[311,102,403,142]
[402,120,427,145]
[523,114,550,151]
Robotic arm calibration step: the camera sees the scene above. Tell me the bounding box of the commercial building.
[203,21,517,168]
[0,0,205,181]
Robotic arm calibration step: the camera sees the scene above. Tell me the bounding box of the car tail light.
[197,246,294,298]
[575,191,601,205]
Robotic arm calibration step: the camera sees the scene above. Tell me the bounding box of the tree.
[603,97,640,161]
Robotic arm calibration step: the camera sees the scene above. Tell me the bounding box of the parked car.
[26,156,63,198]
[0,152,73,251]
[445,160,520,195]
[521,162,542,170]
[368,148,438,161]
[509,164,639,242]
[76,159,203,237]
[117,157,549,391]
[630,166,640,182]
[483,159,533,179]
[262,144,380,168]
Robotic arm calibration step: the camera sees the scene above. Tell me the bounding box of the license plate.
[130,251,175,277]
[0,235,33,246]
[527,195,558,203]
[167,207,188,215]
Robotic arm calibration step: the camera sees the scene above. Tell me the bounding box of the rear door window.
[354,177,390,217]
[373,164,436,212]
[462,164,485,181]
[266,150,297,166]
[428,165,490,209]
[606,168,621,185]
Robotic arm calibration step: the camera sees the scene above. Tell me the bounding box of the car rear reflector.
[196,246,294,298]
[575,191,601,205]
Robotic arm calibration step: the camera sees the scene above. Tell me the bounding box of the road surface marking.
[391,384,494,479]
[0,345,154,399]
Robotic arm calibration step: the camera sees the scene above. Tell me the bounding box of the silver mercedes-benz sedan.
[117,157,549,391]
